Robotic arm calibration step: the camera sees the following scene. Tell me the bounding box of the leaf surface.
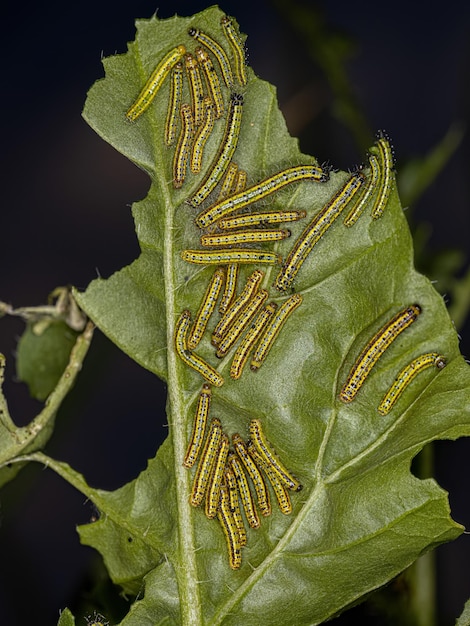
[72,7,470,625]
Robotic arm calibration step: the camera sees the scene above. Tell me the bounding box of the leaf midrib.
[128,31,203,625]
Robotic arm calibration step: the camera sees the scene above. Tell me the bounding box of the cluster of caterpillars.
[183,403,301,569]
[125,14,448,569]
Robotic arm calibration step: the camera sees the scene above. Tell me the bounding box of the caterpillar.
[343,155,380,227]
[219,262,239,315]
[195,46,225,119]
[182,384,211,468]
[188,27,234,88]
[248,419,302,492]
[215,289,269,358]
[247,441,292,515]
[213,269,264,343]
[221,15,247,86]
[195,164,328,228]
[378,352,446,415]
[228,451,260,529]
[217,209,306,230]
[188,93,244,207]
[187,268,224,350]
[230,302,277,379]
[190,417,222,507]
[201,229,290,247]
[224,466,247,546]
[217,481,242,569]
[371,132,394,219]
[173,103,194,188]
[164,62,183,146]
[339,304,422,403]
[174,310,224,387]
[250,294,303,371]
[205,433,230,519]
[190,97,216,174]
[232,434,271,516]
[126,45,186,121]
[184,52,205,127]
[181,249,281,266]
[274,172,365,291]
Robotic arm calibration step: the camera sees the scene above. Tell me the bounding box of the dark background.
[0,1,469,624]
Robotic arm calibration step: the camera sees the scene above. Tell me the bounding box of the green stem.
[409,551,436,626]
[0,450,95,500]
[408,444,436,626]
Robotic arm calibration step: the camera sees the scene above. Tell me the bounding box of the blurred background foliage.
[0,1,468,624]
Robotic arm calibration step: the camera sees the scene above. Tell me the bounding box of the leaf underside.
[72,6,470,625]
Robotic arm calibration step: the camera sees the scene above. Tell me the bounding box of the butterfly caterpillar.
[183,384,211,468]
[378,352,446,415]
[217,481,242,569]
[339,304,422,403]
[221,15,247,86]
[188,27,234,88]
[190,417,222,506]
[219,263,239,315]
[126,45,186,121]
[188,93,244,207]
[173,104,194,188]
[215,289,269,357]
[190,97,216,175]
[247,441,292,514]
[195,164,329,228]
[174,310,224,387]
[250,294,303,371]
[224,466,247,546]
[184,52,205,128]
[187,268,224,350]
[249,419,302,492]
[201,229,290,247]
[181,249,281,266]
[233,168,247,193]
[213,269,264,343]
[195,46,225,119]
[343,154,380,226]
[230,302,277,379]
[227,451,260,529]
[371,132,395,219]
[164,62,183,146]
[205,433,230,519]
[217,209,306,230]
[274,172,365,291]
[232,433,271,516]
[216,162,239,202]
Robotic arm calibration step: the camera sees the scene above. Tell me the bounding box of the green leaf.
[17,320,80,401]
[57,608,76,626]
[0,323,93,488]
[72,7,470,625]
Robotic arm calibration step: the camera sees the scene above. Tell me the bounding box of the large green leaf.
[71,7,470,625]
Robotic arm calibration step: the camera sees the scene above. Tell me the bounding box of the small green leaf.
[0,323,93,487]
[57,608,76,626]
[72,7,470,625]
[17,320,80,401]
